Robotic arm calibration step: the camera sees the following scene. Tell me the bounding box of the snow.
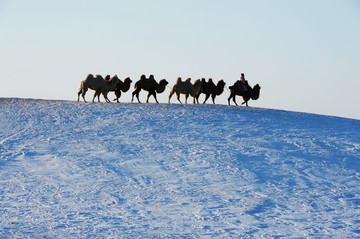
[0,98,359,238]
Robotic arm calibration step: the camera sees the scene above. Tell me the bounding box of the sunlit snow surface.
[0,98,359,238]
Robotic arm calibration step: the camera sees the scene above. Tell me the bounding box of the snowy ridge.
[0,98,359,238]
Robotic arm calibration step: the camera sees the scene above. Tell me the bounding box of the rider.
[239,73,249,92]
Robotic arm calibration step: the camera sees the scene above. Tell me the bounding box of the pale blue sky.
[1,0,359,119]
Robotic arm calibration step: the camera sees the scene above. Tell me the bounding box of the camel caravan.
[77,73,261,106]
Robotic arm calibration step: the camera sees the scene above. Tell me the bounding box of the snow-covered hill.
[0,98,359,238]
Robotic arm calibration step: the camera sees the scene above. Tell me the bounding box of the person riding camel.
[239,73,249,92]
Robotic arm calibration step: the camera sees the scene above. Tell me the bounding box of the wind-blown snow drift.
[0,98,359,238]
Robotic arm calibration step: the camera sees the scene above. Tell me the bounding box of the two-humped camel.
[77,74,120,103]
[168,77,202,104]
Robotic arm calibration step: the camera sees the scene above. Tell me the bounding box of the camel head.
[159,79,169,86]
[124,77,132,84]
[251,84,261,100]
[253,84,261,91]
[155,79,169,93]
[218,79,226,88]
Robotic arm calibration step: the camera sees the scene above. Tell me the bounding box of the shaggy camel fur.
[195,78,226,104]
[131,75,169,103]
[227,81,261,106]
[77,74,120,103]
[168,77,202,104]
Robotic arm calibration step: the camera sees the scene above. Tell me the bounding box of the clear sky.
[1,0,359,119]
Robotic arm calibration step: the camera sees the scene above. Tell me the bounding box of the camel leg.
[80,89,87,103]
[233,96,238,106]
[147,91,159,103]
[168,90,174,103]
[146,92,151,103]
[241,96,250,106]
[136,92,141,103]
[195,94,200,104]
[228,94,238,106]
[82,93,87,103]
[131,91,136,102]
[185,94,189,104]
[227,95,232,105]
[153,92,159,104]
[241,101,249,107]
[92,91,97,103]
[146,90,157,103]
[95,90,102,102]
[203,94,210,104]
[114,91,121,103]
[77,89,82,102]
[176,93,182,104]
[211,95,216,104]
[132,89,141,103]
[102,92,110,103]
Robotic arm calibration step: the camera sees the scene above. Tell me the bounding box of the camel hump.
[176,77,182,84]
[185,78,191,83]
[85,74,94,80]
[94,74,104,80]
[160,79,169,85]
[111,75,119,81]
[148,75,155,81]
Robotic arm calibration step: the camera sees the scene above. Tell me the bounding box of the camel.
[95,75,132,103]
[227,80,261,106]
[195,78,226,104]
[77,74,120,103]
[168,77,202,104]
[131,75,169,103]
